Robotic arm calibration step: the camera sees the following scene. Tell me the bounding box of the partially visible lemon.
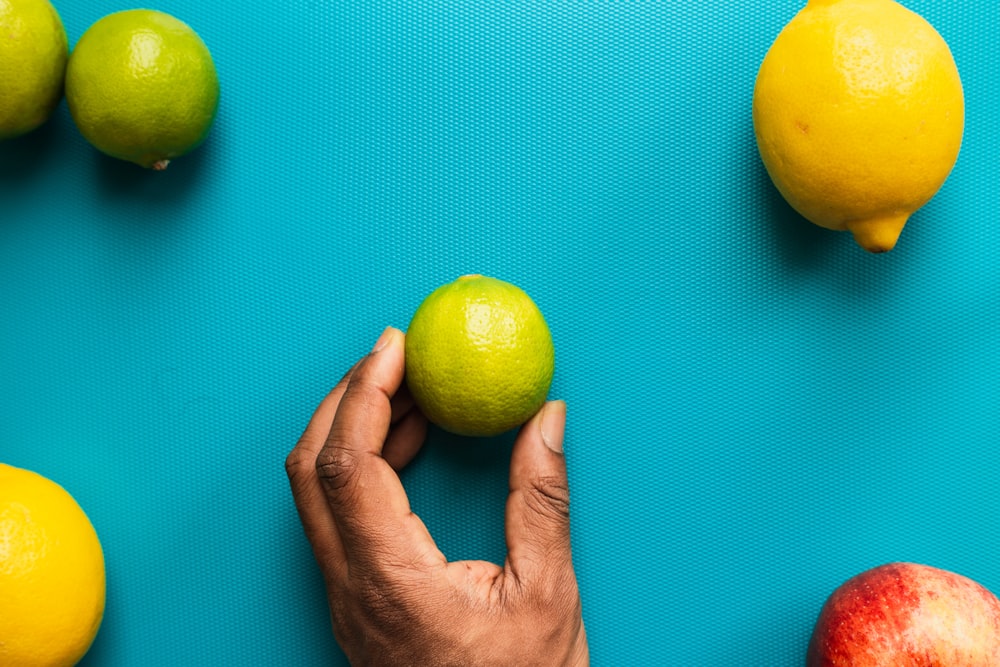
[65,9,219,170]
[405,275,555,438]
[752,0,964,253]
[0,0,68,140]
[0,463,106,666]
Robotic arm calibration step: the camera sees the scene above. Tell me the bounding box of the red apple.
[807,562,1000,666]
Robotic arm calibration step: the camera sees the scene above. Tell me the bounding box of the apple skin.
[807,562,1000,666]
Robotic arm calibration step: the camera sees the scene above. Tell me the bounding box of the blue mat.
[3,0,998,664]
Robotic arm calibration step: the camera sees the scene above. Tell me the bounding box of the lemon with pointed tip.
[752,0,964,253]
[0,463,106,666]
[0,0,68,140]
[65,9,219,170]
[405,275,555,438]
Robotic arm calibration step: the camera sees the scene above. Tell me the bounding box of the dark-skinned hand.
[286,327,589,667]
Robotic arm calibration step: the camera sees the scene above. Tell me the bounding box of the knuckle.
[523,474,571,523]
[315,441,361,492]
[284,446,314,484]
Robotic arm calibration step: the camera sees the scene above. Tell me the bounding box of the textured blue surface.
[2,0,999,664]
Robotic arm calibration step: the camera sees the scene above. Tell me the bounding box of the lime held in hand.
[405,275,555,438]
[0,0,68,140]
[65,9,219,170]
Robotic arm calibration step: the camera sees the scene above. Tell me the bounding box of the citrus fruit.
[404,275,555,438]
[0,0,68,140]
[0,463,105,666]
[65,9,219,170]
[752,0,964,253]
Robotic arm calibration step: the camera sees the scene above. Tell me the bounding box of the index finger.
[316,327,444,572]
[285,361,359,576]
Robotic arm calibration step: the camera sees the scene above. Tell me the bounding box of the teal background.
[3,0,998,664]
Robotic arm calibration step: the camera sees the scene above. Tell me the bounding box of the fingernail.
[539,400,566,454]
[371,327,394,353]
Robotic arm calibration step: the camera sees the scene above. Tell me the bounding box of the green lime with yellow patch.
[405,275,555,438]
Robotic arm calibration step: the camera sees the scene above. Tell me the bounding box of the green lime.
[65,9,219,169]
[0,0,68,140]
[405,275,555,437]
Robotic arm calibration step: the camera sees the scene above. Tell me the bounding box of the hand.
[286,327,589,667]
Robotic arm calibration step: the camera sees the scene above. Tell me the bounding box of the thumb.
[504,400,575,587]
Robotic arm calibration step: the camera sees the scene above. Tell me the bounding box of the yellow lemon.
[752,0,964,253]
[0,463,105,666]
[405,275,555,438]
[65,9,219,170]
[0,0,68,140]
